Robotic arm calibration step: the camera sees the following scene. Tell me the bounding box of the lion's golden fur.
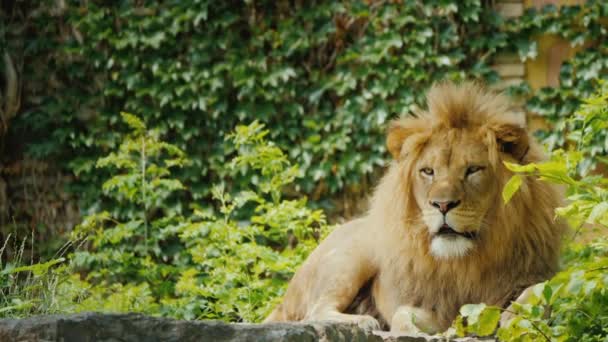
[265,81,568,332]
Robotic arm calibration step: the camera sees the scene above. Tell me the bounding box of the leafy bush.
[455,83,608,341]
[53,116,328,322]
[164,121,330,321]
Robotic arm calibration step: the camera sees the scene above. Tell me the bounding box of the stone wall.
[0,313,493,342]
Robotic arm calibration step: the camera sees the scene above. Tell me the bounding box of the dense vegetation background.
[1,1,608,341]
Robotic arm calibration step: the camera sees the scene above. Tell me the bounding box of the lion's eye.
[466,165,485,176]
[420,167,434,176]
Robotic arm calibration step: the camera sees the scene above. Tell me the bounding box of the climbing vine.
[2,1,608,245]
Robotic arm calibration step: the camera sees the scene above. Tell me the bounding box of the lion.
[264,81,568,333]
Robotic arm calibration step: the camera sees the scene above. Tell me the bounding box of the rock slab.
[0,313,492,342]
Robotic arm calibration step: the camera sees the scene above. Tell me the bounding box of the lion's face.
[387,82,534,260]
[411,129,497,259]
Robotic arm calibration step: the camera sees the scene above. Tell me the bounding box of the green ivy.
[8,0,511,219]
[7,1,607,230]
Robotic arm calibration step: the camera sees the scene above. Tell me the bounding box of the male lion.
[265,81,567,333]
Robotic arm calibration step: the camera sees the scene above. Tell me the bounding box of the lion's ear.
[386,118,425,159]
[491,123,530,162]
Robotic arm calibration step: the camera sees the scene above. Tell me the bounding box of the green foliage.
[459,83,608,341]
[3,0,608,336]
[454,303,502,337]
[9,1,517,218]
[69,112,188,300]
[164,121,330,321]
[502,174,524,204]
[6,1,608,255]
[48,117,328,322]
[0,234,68,318]
[503,83,608,230]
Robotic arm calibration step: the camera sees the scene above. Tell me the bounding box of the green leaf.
[121,112,146,132]
[504,162,536,173]
[587,202,608,224]
[476,307,501,336]
[453,315,466,337]
[502,175,523,203]
[542,283,552,303]
[8,258,65,277]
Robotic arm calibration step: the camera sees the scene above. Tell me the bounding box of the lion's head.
[385,81,536,259]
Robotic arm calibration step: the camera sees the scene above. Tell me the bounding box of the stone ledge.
[0,313,494,342]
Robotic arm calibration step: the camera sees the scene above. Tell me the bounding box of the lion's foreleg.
[265,220,378,329]
[500,284,536,327]
[302,263,381,331]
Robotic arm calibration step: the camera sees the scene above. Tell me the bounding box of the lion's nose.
[430,200,461,214]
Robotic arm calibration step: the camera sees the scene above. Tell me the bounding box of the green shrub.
[0,115,330,321]
[61,116,329,321]
[163,121,331,321]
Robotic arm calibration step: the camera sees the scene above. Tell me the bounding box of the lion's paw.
[501,285,536,327]
[499,310,516,327]
[390,312,420,334]
[390,306,439,334]
[314,312,381,331]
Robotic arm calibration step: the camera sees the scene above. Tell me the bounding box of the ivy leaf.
[515,39,538,62]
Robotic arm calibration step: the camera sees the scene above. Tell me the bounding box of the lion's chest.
[372,258,506,330]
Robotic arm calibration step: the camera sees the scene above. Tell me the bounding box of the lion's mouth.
[436,224,478,240]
